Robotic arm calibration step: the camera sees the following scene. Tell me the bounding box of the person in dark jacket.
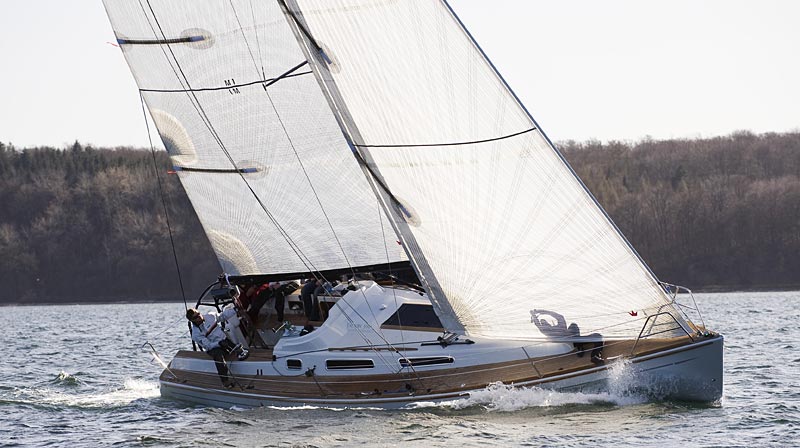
[300,278,320,321]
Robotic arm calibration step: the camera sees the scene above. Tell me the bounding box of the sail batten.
[284,0,687,339]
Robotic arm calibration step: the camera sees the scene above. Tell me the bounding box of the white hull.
[160,335,722,408]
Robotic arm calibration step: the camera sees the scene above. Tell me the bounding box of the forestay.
[103,0,406,276]
[282,0,688,340]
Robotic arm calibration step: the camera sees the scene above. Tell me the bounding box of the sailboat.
[103,0,723,407]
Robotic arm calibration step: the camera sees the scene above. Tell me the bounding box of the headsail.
[103,0,406,276]
[281,0,688,339]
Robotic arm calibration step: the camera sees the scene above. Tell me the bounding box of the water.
[1,292,798,447]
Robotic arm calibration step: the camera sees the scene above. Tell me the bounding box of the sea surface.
[1,291,798,447]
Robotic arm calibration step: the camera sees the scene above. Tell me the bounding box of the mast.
[278,0,467,334]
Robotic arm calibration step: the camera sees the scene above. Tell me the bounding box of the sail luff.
[278,0,467,333]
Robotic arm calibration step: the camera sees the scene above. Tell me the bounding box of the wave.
[404,384,644,413]
[407,359,650,412]
[8,377,160,410]
[51,370,84,387]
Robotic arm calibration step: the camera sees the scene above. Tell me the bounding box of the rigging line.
[142,1,323,275]
[145,315,186,341]
[140,92,188,310]
[378,199,406,351]
[293,43,460,337]
[139,68,311,93]
[260,88,392,344]
[301,272,400,370]
[246,86,389,353]
[326,297,398,371]
[273,2,458,339]
[229,0,263,77]
[136,0,223,165]
[375,206,428,385]
[135,0,192,95]
[262,85,356,276]
[307,276,418,373]
[248,0,266,78]
[353,127,537,148]
[330,292,424,376]
[298,277,405,373]
[261,61,309,89]
[226,19,400,359]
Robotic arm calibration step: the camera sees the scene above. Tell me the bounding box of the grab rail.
[660,281,706,331]
[631,311,695,356]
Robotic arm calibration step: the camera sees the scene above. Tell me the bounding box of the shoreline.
[2,286,799,306]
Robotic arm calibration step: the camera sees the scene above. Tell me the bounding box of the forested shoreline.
[1,132,799,304]
[0,142,219,303]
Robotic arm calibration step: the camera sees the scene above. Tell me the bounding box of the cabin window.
[287,359,302,370]
[381,304,444,331]
[399,356,454,367]
[325,359,375,370]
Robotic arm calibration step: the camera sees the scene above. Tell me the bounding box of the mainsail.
[103,0,406,276]
[280,0,689,340]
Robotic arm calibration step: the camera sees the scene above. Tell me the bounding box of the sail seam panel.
[139,68,311,92]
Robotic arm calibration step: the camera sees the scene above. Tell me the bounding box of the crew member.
[185,307,248,388]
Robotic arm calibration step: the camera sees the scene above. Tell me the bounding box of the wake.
[408,359,651,412]
[22,375,160,409]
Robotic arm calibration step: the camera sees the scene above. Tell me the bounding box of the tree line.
[1,131,798,303]
[0,141,219,303]
[561,131,800,290]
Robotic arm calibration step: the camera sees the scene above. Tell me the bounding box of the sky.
[0,0,798,149]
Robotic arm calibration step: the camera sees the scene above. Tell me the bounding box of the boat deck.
[162,334,712,401]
